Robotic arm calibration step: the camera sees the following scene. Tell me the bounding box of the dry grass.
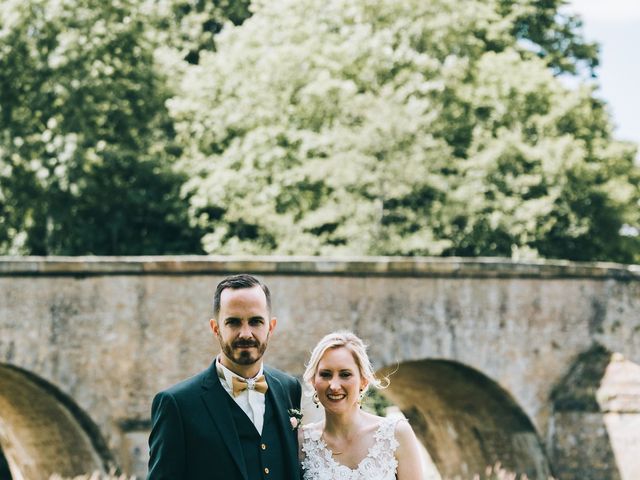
[50,462,557,480]
[49,471,135,480]
[468,462,556,480]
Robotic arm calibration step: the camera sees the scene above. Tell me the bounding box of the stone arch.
[0,363,113,480]
[378,359,553,479]
[549,344,640,480]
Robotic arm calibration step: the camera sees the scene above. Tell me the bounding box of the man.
[148,274,302,480]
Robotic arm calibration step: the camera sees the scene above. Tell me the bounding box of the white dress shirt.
[216,357,267,434]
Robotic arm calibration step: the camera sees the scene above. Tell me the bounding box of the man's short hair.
[212,274,271,319]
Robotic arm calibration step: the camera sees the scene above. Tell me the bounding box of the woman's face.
[313,346,367,413]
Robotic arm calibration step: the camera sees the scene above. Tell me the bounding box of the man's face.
[210,285,276,369]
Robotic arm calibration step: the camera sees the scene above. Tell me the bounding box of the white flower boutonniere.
[288,408,303,431]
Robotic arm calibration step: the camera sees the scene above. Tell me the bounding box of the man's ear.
[210,318,219,336]
[268,317,277,334]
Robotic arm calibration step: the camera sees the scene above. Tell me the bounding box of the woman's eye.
[319,372,331,378]
[340,372,352,378]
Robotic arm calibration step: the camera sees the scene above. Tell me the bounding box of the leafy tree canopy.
[143,0,252,64]
[0,0,637,261]
[0,0,202,254]
[171,0,638,261]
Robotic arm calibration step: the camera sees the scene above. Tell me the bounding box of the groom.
[147,274,302,480]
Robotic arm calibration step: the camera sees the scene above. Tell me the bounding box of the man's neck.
[217,354,261,379]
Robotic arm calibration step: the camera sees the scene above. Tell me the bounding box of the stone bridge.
[0,256,639,480]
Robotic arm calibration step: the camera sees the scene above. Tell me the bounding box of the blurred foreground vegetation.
[1,0,638,262]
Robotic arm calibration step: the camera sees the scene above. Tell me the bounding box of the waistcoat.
[226,391,288,480]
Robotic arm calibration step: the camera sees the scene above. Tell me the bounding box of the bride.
[299,331,424,479]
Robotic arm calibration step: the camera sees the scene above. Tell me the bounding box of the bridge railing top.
[0,256,638,279]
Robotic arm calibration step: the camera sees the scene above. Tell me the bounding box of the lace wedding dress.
[301,417,400,480]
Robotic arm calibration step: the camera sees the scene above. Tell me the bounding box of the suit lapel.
[264,370,298,477]
[200,360,249,480]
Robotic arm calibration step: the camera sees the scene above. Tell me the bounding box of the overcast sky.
[567,0,640,148]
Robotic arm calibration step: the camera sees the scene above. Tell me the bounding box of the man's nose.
[238,323,252,338]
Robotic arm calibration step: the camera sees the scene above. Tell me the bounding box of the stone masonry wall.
[0,256,638,478]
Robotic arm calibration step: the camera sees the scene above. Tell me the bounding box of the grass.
[468,462,557,480]
[49,471,135,480]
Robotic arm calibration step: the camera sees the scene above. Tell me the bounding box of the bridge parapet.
[0,256,638,479]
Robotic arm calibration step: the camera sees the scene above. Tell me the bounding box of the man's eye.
[226,319,240,326]
[249,319,264,326]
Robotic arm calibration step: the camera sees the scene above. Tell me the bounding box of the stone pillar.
[549,346,640,480]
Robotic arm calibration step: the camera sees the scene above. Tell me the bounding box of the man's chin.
[232,352,259,365]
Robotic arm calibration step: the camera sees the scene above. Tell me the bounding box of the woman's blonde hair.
[303,331,388,393]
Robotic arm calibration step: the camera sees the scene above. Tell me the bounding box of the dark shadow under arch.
[0,363,114,479]
[378,359,553,479]
[0,448,11,480]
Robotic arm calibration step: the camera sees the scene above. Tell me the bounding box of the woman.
[299,331,424,479]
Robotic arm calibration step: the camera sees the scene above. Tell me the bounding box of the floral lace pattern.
[301,417,401,480]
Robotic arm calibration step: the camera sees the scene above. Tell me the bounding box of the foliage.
[0,0,202,255]
[142,0,251,65]
[171,0,639,261]
[361,388,393,417]
[1,0,637,261]
[499,0,599,75]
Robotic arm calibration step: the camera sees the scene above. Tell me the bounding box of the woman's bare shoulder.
[392,417,416,439]
[298,421,324,461]
[301,420,324,436]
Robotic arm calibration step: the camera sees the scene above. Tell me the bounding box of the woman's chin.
[322,400,358,414]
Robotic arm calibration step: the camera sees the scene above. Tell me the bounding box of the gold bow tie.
[231,375,268,397]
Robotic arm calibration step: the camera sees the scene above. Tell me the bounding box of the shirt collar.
[215,355,264,387]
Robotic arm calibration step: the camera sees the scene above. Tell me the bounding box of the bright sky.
[568,0,640,149]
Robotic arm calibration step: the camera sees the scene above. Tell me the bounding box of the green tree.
[170,0,638,261]
[0,0,202,254]
[499,0,599,75]
[144,0,251,65]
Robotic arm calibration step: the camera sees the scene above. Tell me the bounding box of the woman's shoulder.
[301,421,323,440]
[387,416,420,454]
[363,411,403,430]
[362,413,413,448]
[298,421,324,462]
[391,417,413,439]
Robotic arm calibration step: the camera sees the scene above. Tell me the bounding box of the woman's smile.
[326,392,347,401]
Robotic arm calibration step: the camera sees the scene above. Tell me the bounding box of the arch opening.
[378,359,553,479]
[0,363,111,480]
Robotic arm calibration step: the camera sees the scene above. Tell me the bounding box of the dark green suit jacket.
[147,359,302,480]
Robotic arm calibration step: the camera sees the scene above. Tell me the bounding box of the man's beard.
[219,335,268,365]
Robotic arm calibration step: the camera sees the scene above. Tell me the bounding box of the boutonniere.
[287,408,303,431]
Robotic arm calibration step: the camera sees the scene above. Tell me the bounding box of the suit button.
[264,467,270,474]
[261,443,267,450]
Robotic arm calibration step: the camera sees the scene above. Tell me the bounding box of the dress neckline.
[315,417,395,472]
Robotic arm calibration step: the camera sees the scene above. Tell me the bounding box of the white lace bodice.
[301,417,401,480]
